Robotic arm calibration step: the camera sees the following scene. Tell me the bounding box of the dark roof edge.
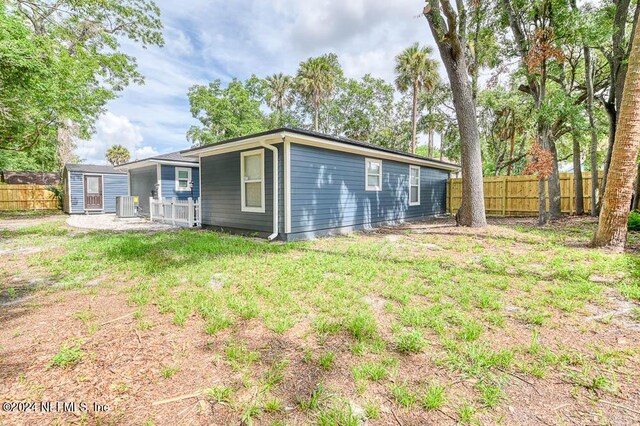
[116,155,198,168]
[181,127,461,169]
[64,164,126,174]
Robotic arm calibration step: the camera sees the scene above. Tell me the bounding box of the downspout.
[260,139,280,240]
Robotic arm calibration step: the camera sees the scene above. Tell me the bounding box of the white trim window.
[175,167,192,192]
[241,149,265,213]
[409,165,420,206]
[365,158,382,191]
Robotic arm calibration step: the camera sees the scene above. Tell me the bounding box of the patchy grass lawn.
[1,215,639,425]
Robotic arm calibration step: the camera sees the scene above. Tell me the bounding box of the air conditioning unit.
[116,196,138,218]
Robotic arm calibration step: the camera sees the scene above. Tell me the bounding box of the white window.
[365,158,382,191]
[409,165,420,206]
[86,176,100,194]
[241,149,265,213]
[175,167,192,192]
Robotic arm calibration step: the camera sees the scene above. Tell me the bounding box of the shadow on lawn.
[65,228,297,274]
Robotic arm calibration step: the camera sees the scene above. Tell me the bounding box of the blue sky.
[76,0,437,164]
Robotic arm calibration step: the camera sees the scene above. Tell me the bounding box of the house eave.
[184,130,460,172]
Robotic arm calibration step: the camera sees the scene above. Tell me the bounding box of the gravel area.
[66,213,175,231]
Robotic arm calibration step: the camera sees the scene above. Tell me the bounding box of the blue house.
[182,128,459,241]
[63,164,129,214]
[116,151,200,216]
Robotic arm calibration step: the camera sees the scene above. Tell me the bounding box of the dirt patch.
[66,214,175,231]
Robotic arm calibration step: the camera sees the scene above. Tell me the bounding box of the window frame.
[409,165,421,206]
[240,149,266,213]
[175,167,192,192]
[365,158,383,191]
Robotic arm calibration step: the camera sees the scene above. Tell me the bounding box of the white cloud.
[94,0,440,155]
[77,112,157,164]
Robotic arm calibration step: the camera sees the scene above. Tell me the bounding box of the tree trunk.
[428,129,434,157]
[632,161,640,210]
[538,178,548,225]
[314,102,319,131]
[424,2,486,227]
[507,124,515,176]
[584,46,600,216]
[592,21,640,249]
[547,137,562,220]
[425,34,486,226]
[411,84,418,154]
[599,0,639,206]
[572,133,585,215]
[600,103,616,205]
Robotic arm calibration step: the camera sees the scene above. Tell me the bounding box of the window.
[175,167,192,191]
[241,149,265,212]
[86,176,100,194]
[365,158,382,191]
[409,165,420,206]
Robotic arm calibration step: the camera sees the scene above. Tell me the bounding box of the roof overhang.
[182,130,460,172]
[116,159,198,171]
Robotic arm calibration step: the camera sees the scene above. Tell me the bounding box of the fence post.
[502,177,507,216]
[188,197,194,227]
[171,197,176,226]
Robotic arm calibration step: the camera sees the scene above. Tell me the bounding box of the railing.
[149,197,200,227]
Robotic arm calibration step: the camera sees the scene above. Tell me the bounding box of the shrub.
[47,185,64,210]
[629,210,640,231]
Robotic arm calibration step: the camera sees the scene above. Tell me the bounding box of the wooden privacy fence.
[0,184,58,210]
[447,173,603,217]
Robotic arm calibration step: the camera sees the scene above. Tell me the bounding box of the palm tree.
[592,21,640,249]
[296,53,342,131]
[105,144,130,166]
[394,43,439,154]
[265,73,294,126]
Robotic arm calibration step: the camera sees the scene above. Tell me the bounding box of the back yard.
[1,215,639,425]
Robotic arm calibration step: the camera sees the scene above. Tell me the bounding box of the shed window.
[365,158,382,191]
[409,165,420,206]
[241,149,265,212]
[86,176,100,194]
[175,167,192,191]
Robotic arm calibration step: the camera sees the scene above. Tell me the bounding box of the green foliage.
[421,381,447,410]
[396,330,427,353]
[205,386,232,403]
[296,53,343,130]
[1,1,163,161]
[629,211,640,231]
[187,78,267,145]
[105,145,131,166]
[318,351,335,370]
[49,343,84,368]
[47,185,64,210]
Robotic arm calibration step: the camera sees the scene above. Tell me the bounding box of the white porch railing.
[150,197,201,227]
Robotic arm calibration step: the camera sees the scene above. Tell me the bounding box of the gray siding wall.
[160,165,200,200]
[289,143,448,238]
[200,144,283,234]
[129,165,157,215]
[68,171,84,213]
[68,172,128,214]
[103,174,129,213]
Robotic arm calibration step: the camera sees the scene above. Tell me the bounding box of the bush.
[47,185,64,210]
[629,210,640,232]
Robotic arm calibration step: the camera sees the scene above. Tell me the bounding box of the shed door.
[84,175,103,210]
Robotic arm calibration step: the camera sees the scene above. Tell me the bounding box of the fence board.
[0,184,58,211]
[448,173,603,217]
